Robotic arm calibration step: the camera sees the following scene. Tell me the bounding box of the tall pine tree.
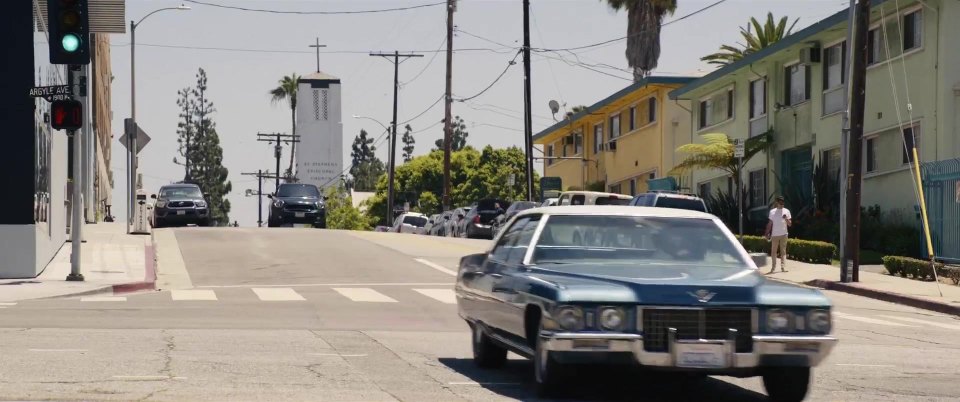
[178,68,232,225]
[434,115,468,151]
[349,129,385,192]
[401,124,415,162]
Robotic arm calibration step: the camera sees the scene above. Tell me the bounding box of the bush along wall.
[881,256,959,284]
[741,235,836,265]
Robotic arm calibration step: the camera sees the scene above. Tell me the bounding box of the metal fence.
[921,158,960,263]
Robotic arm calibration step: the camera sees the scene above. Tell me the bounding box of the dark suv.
[268,183,327,228]
[629,191,708,212]
[459,199,510,239]
[152,184,210,228]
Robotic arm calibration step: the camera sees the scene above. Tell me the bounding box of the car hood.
[159,196,204,203]
[275,196,321,205]
[522,264,831,307]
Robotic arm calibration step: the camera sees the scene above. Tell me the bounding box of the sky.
[110,0,852,227]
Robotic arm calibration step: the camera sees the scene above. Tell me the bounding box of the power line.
[399,94,445,125]
[533,52,632,81]
[454,50,522,102]
[109,42,512,55]
[401,36,446,86]
[183,0,446,15]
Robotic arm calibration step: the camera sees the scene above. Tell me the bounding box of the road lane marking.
[80,296,127,302]
[833,312,918,327]
[309,353,368,357]
[447,381,522,386]
[0,302,17,306]
[333,288,398,303]
[197,282,450,289]
[171,289,218,301]
[29,349,88,352]
[112,375,188,380]
[414,288,457,304]
[879,315,960,331]
[414,258,458,277]
[252,288,306,301]
[836,364,896,367]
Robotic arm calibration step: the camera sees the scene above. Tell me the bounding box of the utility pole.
[839,0,856,282]
[370,51,423,225]
[242,170,277,227]
[845,0,871,283]
[522,0,535,201]
[442,0,456,211]
[256,132,299,192]
[67,65,84,282]
[308,37,326,73]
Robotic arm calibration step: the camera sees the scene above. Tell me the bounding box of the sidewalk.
[0,222,155,302]
[759,256,960,316]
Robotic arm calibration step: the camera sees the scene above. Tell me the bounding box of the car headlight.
[555,306,585,331]
[807,309,831,333]
[155,201,166,208]
[767,309,794,333]
[273,200,284,208]
[316,202,324,209]
[599,307,625,331]
[195,200,207,208]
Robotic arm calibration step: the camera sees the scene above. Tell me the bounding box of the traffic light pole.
[128,19,137,234]
[67,68,84,281]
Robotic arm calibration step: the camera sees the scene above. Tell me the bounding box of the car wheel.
[762,367,810,402]
[471,323,507,369]
[534,332,568,397]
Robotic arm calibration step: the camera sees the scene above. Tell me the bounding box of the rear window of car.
[596,196,631,206]
[403,216,428,227]
[476,199,509,210]
[654,196,707,212]
[276,184,320,198]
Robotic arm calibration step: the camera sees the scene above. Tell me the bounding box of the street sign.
[29,85,74,102]
[540,176,562,201]
[507,174,516,186]
[121,118,151,154]
[734,139,745,158]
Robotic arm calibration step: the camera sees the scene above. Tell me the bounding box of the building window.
[866,137,877,172]
[903,10,922,51]
[823,42,846,115]
[902,123,920,164]
[698,88,734,129]
[749,170,766,207]
[868,27,884,64]
[629,179,636,196]
[574,132,583,155]
[609,115,621,140]
[698,182,712,198]
[648,97,657,125]
[749,79,766,119]
[609,183,622,194]
[546,144,554,166]
[628,107,636,131]
[593,124,602,154]
[823,148,842,182]
[561,137,568,157]
[784,64,810,106]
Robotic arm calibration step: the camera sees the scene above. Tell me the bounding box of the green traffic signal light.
[61,34,80,52]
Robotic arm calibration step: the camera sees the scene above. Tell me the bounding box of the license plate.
[676,343,727,368]
[295,212,306,218]
[784,342,821,353]
[176,210,186,215]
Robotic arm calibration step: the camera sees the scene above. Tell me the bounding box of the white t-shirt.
[769,207,792,237]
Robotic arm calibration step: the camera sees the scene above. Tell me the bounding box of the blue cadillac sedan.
[454,206,837,401]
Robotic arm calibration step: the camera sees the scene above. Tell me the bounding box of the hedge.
[881,256,958,283]
[741,235,837,265]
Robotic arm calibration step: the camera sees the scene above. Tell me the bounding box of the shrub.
[881,256,945,281]
[741,236,836,265]
[942,266,960,285]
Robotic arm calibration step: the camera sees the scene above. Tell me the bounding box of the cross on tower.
[308,37,326,73]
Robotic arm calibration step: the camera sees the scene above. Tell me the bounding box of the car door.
[468,216,530,332]
[488,215,541,337]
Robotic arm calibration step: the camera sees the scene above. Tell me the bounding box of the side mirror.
[267,194,274,199]
[459,252,488,271]
[150,194,157,199]
[323,196,329,201]
[458,214,465,219]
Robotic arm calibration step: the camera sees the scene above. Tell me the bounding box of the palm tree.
[269,74,300,179]
[669,132,774,204]
[701,12,799,66]
[603,0,677,81]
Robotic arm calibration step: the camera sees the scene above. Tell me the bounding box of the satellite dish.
[548,100,560,115]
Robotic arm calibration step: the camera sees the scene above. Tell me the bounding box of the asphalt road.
[1,228,959,401]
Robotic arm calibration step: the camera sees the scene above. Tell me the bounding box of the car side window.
[490,217,530,262]
[505,215,541,265]
[571,195,586,205]
[558,195,570,206]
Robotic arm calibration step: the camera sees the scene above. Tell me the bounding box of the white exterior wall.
[295,77,343,191]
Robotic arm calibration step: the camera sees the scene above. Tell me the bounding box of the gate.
[921,158,960,263]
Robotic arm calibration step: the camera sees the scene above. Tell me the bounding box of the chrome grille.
[168,201,195,208]
[642,308,753,353]
[284,204,315,212]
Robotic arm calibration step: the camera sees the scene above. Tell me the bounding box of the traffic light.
[47,0,90,65]
[51,100,83,131]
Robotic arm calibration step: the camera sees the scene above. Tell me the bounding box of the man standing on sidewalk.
[765,195,792,273]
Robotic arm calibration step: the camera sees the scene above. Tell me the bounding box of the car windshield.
[403,215,428,227]
[513,201,537,211]
[655,196,707,212]
[595,196,631,205]
[276,184,320,198]
[160,187,202,199]
[532,215,746,266]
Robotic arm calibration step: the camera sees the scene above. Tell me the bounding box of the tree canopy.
[701,13,798,66]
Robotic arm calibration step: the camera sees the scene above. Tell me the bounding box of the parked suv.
[392,212,429,234]
[629,191,708,212]
[152,183,210,228]
[556,191,632,206]
[491,201,537,237]
[459,199,510,239]
[268,183,327,228]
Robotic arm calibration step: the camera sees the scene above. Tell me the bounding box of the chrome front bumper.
[540,331,837,369]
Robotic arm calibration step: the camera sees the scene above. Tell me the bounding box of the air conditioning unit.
[608,140,618,151]
[564,136,575,145]
[799,46,821,65]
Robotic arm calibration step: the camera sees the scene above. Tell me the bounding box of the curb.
[113,244,157,294]
[806,279,960,317]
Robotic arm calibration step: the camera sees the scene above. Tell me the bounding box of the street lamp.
[127,4,190,234]
[351,114,396,225]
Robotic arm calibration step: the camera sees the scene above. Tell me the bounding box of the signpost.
[121,118,151,154]
[734,139,745,242]
[540,177,562,202]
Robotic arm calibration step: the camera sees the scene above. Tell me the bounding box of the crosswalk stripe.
[80,296,127,302]
[834,312,918,327]
[171,290,218,301]
[879,315,960,331]
[414,289,457,304]
[0,302,17,306]
[333,288,398,303]
[252,288,305,301]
